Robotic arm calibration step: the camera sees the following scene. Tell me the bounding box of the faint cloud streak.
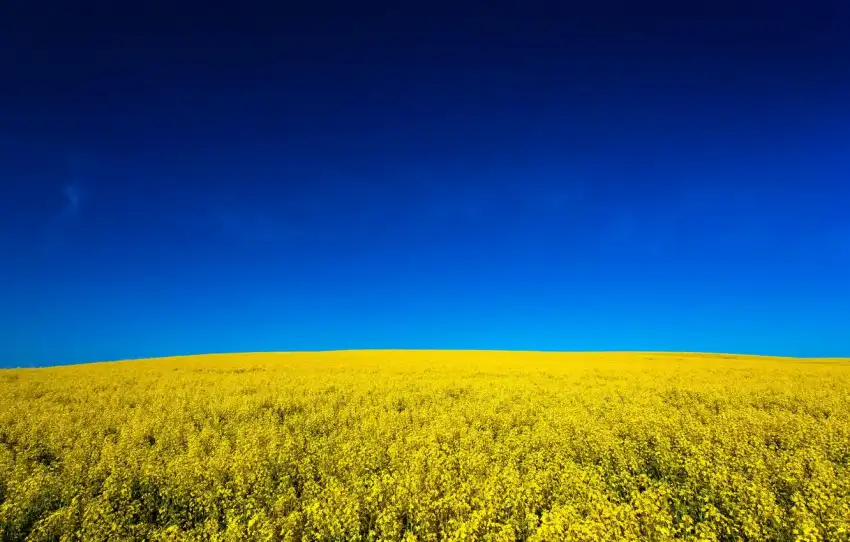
[35,153,93,256]
[59,183,82,220]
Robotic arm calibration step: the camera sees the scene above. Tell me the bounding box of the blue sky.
[2,2,849,366]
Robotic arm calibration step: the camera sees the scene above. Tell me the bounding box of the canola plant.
[0,351,848,541]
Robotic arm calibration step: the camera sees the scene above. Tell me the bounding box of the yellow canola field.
[1,351,849,541]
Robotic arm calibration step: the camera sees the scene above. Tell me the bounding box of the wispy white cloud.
[59,183,82,220]
[208,207,288,245]
[403,169,587,229]
[34,153,94,256]
[184,198,313,247]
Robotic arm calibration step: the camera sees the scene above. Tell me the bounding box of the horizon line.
[5,349,847,370]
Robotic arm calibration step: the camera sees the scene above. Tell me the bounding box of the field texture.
[1,351,849,541]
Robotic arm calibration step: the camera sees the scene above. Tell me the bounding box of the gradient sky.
[2,2,849,366]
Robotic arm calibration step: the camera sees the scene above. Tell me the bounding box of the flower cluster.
[1,351,848,541]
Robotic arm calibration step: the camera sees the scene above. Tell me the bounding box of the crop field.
[0,351,849,541]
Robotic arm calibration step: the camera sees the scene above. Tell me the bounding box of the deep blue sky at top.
[1,1,849,366]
